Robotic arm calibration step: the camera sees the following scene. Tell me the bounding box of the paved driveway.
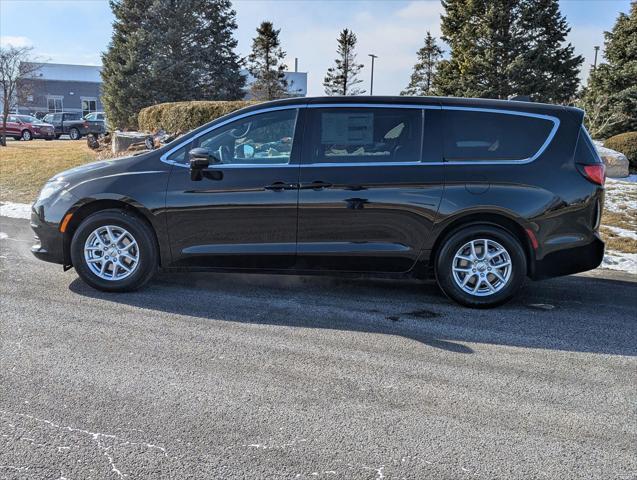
[1,216,636,479]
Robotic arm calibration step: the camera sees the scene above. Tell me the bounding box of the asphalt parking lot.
[1,215,636,479]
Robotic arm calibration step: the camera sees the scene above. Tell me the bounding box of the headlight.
[37,179,70,203]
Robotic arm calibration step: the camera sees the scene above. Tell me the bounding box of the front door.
[165,108,302,269]
[296,106,444,273]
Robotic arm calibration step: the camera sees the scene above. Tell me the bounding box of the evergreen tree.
[102,0,245,129]
[580,2,636,137]
[435,0,583,103]
[514,0,583,103]
[101,0,155,129]
[401,32,443,96]
[247,21,288,101]
[323,28,365,96]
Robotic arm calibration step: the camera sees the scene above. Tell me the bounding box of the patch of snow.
[0,202,32,219]
[602,250,637,274]
[0,232,8,240]
[605,226,637,240]
[604,178,637,213]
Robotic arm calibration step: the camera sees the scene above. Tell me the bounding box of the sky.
[0,0,632,96]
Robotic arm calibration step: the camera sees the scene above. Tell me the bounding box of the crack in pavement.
[1,409,168,478]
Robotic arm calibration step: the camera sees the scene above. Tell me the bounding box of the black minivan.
[30,96,605,307]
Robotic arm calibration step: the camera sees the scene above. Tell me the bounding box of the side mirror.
[189,148,220,181]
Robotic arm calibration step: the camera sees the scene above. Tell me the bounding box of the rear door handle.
[264,181,297,191]
[300,181,333,190]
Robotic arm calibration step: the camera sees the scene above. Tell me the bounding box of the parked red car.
[1,114,55,140]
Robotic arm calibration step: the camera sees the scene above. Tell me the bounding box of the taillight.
[577,163,605,186]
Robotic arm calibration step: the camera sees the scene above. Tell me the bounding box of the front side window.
[167,109,298,166]
[442,110,555,161]
[307,108,423,164]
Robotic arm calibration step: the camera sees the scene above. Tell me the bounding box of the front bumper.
[530,233,605,280]
[34,130,56,139]
[30,208,66,265]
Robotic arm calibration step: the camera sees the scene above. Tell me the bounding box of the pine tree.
[580,2,637,137]
[401,32,443,96]
[191,0,246,100]
[435,0,521,99]
[435,0,583,103]
[247,21,288,101]
[323,28,365,96]
[101,0,155,129]
[102,0,245,129]
[514,0,583,103]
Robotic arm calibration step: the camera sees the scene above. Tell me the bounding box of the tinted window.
[167,109,298,166]
[18,115,37,123]
[308,108,422,164]
[442,110,554,161]
[64,112,82,121]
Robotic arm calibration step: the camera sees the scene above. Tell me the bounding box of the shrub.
[138,100,259,134]
[605,132,637,170]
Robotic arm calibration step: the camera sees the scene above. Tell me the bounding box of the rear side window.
[65,112,81,121]
[307,108,423,164]
[442,110,555,161]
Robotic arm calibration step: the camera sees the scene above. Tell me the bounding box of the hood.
[52,155,143,184]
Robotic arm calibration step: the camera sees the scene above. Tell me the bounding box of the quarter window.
[308,108,422,164]
[442,110,555,161]
[167,109,298,166]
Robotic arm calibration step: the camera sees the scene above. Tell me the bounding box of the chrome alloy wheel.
[451,239,512,297]
[84,225,140,281]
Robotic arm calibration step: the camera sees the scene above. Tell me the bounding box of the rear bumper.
[530,234,604,280]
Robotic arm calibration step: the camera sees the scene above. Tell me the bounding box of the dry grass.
[0,139,97,202]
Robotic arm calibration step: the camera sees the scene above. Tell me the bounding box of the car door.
[296,105,444,273]
[165,107,302,269]
[4,115,20,137]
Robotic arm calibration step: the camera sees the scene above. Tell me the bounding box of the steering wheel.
[230,122,251,139]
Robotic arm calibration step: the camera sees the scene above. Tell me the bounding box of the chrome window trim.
[161,102,560,169]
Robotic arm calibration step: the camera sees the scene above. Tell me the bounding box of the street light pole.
[593,46,600,70]
[368,54,378,95]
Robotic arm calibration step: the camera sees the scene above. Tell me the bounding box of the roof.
[23,62,102,83]
[242,95,581,118]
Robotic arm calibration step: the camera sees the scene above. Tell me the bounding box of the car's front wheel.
[70,209,158,292]
[435,225,527,308]
[21,129,33,141]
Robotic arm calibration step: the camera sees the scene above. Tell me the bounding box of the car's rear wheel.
[70,209,157,292]
[21,129,33,141]
[69,128,81,140]
[435,225,527,308]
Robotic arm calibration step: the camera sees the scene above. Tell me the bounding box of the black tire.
[55,134,62,140]
[21,129,33,141]
[70,209,158,292]
[435,225,527,308]
[69,128,81,140]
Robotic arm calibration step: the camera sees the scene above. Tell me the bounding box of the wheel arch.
[430,211,534,276]
[62,198,164,267]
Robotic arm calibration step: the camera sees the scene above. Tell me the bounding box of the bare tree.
[0,46,41,146]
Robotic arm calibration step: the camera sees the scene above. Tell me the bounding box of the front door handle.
[264,181,296,191]
[300,181,333,190]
